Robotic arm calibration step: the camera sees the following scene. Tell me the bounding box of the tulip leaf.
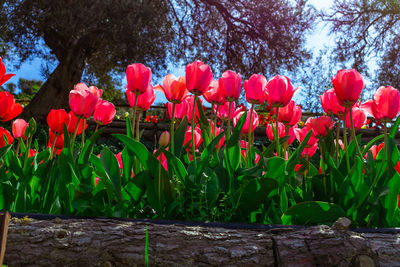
[161,148,188,186]
[174,116,188,157]
[78,127,104,165]
[126,117,133,138]
[383,172,400,225]
[195,96,211,147]
[362,134,384,155]
[390,115,400,138]
[100,147,122,202]
[286,130,312,173]
[282,201,346,225]
[198,130,225,174]
[0,144,11,160]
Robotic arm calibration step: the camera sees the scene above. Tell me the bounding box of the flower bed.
[1,59,400,228]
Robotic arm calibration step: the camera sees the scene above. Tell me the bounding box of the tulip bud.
[159,131,170,148]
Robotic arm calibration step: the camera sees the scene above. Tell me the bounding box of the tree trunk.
[4,216,400,266]
[21,50,86,122]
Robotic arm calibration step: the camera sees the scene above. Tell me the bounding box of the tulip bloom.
[266,122,286,142]
[265,75,298,107]
[66,111,87,135]
[156,74,188,104]
[240,140,260,163]
[244,74,267,105]
[88,86,103,99]
[331,69,364,107]
[126,63,152,95]
[215,101,238,121]
[345,106,366,131]
[12,119,29,139]
[301,143,318,158]
[167,98,189,120]
[183,126,202,149]
[362,86,400,123]
[278,100,302,127]
[69,83,99,118]
[294,127,318,147]
[320,88,345,116]
[48,130,64,155]
[308,116,335,137]
[0,57,15,86]
[233,110,259,135]
[186,60,213,95]
[93,100,116,125]
[219,70,242,102]
[0,92,23,122]
[126,84,156,111]
[203,80,225,105]
[47,109,69,134]
[365,143,385,160]
[0,127,14,148]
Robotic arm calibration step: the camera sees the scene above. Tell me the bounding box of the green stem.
[335,120,340,165]
[50,133,57,160]
[319,140,327,195]
[275,107,280,157]
[94,124,100,134]
[247,104,254,167]
[170,103,176,154]
[214,104,219,138]
[136,111,141,141]
[343,107,351,172]
[15,138,21,157]
[70,116,82,151]
[191,95,197,167]
[349,107,364,160]
[131,94,138,138]
[81,118,85,149]
[227,101,232,141]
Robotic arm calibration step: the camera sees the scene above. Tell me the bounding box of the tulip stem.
[191,95,197,168]
[50,133,57,160]
[335,120,340,165]
[94,124,99,134]
[214,104,219,139]
[247,104,254,167]
[15,138,21,158]
[343,107,351,172]
[210,104,215,137]
[275,107,280,157]
[349,108,364,161]
[131,94,138,139]
[227,102,232,141]
[136,111,141,141]
[70,117,82,151]
[319,140,327,196]
[81,118,86,149]
[170,103,176,155]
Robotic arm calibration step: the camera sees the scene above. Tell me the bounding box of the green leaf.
[0,145,11,160]
[126,117,133,138]
[362,134,384,155]
[390,115,400,138]
[100,147,122,202]
[286,130,312,173]
[78,128,104,165]
[281,201,346,225]
[224,111,247,175]
[173,116,188,157]
[161,148,187,186]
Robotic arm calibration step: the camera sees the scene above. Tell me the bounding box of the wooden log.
[0,211,11,266]
[4,216,400,266]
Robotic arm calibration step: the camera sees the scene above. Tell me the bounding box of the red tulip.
[240,140,260,163]
[365,143,385,160]
[66,111,87,135]
[0,92,23,122]
[266,122,286,142]
[167,97,189,120]
[294,127,318,147]
[186,60,213,95]
[345,106,366,130]
[0,57,15,86]
[320,88,345,116]
[307,116,335,137]
[233,110,259,135]
[156,74,188,104]
[69,83,99,118]
[47,109,69,134]
[265,75,298,107]
[301,143,318,158]
[215,101,238,121]
[126,63,152,95]
[278,100,302,127]
[219,70,242,102]
[126,84,156,111]
[331,69,364,107]
[244,74,267,105]
[184,125,202,149]
[203,80,225,105]
[361,86,400,123]
[186,95,203,123]
[0,127,13,148]
[12,119,29,139]
[93,100,116,125]
[48,130,64,154]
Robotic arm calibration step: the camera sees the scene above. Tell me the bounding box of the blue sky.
[3,0,336,105]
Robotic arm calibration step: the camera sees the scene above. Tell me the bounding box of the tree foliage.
[323,0,400,88]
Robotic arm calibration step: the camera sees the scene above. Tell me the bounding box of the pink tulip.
[265,75,298,107]
[331,69,364,107]
[244,74,267,104]
[168,97,189,120]
[203,80,225,105]
[219,70,242,102]
[345,106,366,130]
[240,140,260,163]
[156,74,188,104]
[0,127,13,148]
[361,86,400,123]
[320,88,345,116]
[88,86,103,99]
[233,110,259,135]
[93,100,116,125]
[301,143,318,158]
[365,143,385,160]
[69,83,99,118]
[0,91,23,122]
[278,100,302,127]
[186,60,213,95]
[126,84,156,111]
[12,119,29,139]
[184,126,202,149]
[66,111,87,135]
[215,101,239,121]
[126,63,152,95]
[308,116,335,137]
[294,127,318,147]
[266,122,286,142]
